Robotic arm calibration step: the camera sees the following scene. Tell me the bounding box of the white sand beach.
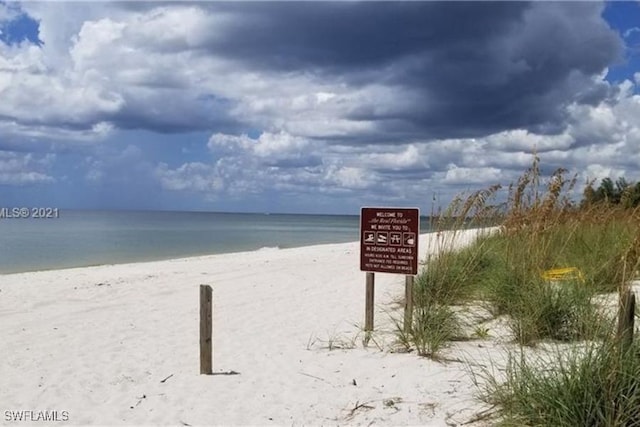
[1,229,502,426]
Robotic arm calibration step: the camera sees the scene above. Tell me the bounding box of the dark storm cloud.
[4,2,624,143]
[203,1,623,140]
[108,93,243,134]
[206,2,524,71]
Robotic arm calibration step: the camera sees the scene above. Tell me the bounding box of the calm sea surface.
[0,210,431,274]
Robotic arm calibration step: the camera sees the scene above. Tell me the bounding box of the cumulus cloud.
[0,3,20,23]
[484,130,575,153]
[323,165,373,191]
[0,152,55,185]
[1,2,624,142]
[208,132,320,167]
[0,120,113,153]
[0,41,124,130]
[152,73,640,211]
[624,27,640,39]
[442,165,503,186]
[2,2,639,212]
[158,131,381,200]
[2,4,242,134]
[156,162,223,193]
[359,145,429,173]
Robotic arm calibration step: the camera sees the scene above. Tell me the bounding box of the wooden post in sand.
[404,275,414,333]
[365,272,375,332]
[200,285,213,374]
[616,287,635,352]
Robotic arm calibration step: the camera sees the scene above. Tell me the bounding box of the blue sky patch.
[0,4,42,46]
[603,1,640,85]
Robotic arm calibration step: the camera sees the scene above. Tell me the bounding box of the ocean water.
[0,210,372,274]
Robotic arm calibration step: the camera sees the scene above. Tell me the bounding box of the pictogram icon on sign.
[390,232,402,246]
[376,232,388,245]
[363,231,376,244]
[403,232,416,247]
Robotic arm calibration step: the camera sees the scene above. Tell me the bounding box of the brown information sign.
[360,207,420,275]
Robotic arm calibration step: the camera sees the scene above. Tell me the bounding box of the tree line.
[582,177,640,208]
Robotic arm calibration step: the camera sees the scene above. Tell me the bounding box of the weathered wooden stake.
[404,275,414,333]
[616,287,635,352]
[365,272,375,333]
[200,284,213,375]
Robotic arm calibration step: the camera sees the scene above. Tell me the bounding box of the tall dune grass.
[400,156,640,424]
[403,156,639,351]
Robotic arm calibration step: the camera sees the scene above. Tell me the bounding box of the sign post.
[404,275,414,333]
[360,207,419,337]
[365,272,375,332]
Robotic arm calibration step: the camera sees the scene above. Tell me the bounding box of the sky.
[1,1,639,215]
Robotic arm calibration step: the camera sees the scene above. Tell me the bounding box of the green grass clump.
[418,242,500,304]
[400,187,502,357]
[482,339,640,426]
[499,209,639,294]
[407,301,459,358]
[503,279,604,344]
[393,269,462,357]
[483,206,638,344]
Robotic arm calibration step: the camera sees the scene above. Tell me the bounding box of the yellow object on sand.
[541,267,585,283]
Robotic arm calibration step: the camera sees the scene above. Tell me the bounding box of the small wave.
[256,246,281,252]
